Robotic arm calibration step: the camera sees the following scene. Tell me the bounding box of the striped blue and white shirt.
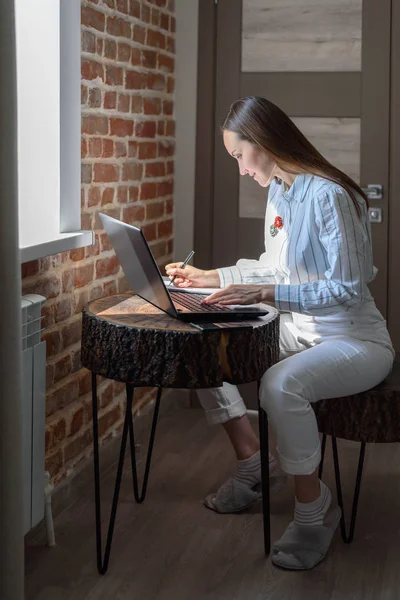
[218,174,382,322]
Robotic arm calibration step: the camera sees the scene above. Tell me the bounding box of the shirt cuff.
[217,266,243,287]
[275,284,302,313]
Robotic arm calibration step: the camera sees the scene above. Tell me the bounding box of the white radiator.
[21,294,54,543]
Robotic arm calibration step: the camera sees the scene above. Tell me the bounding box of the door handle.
[368,207,382,223]
[361,184,383,201]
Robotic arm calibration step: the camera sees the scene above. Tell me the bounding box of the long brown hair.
[222,96,368,215]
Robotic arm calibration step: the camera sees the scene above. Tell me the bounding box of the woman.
[165,96,394,570]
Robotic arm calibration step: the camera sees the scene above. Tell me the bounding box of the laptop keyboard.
[170,292,233,313]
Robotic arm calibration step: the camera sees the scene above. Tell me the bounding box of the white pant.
[197,314,394,475]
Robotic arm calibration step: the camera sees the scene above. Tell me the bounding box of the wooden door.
[212,0,391,317]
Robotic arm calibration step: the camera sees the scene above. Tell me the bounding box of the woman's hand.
[202,284,275,306]
[165,263,221,288]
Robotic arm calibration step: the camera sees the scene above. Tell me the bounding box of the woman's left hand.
[202,284,275,306]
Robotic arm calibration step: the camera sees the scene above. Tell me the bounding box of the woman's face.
[223,130,277,188]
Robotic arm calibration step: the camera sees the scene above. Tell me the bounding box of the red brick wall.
[21,0,175,485]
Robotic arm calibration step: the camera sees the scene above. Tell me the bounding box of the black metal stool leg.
[331,436,366,543]
[258,383,271,555]
[128,385,162,503]
[318,433,327,479]
[91,375,162,574]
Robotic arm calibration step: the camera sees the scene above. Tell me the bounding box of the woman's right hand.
[165,263,221,288]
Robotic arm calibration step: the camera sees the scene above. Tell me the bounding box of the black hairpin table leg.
[91,373,162,574]
[128,385,162,503]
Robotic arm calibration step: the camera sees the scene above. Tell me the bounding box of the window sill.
[20,230,94,263]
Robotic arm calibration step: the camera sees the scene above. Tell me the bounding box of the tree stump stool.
[314,361,400,543]
[81,293,280,574]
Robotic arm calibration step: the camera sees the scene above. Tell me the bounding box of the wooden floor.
[25,406,400,600]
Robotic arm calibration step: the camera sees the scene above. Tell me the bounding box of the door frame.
[389,0,400,356]
[194,0,400,349]
[193,0,217,270]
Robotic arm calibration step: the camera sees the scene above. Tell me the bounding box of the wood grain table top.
[81,293,280,389]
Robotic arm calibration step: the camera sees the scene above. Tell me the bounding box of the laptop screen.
[99,213,177,317]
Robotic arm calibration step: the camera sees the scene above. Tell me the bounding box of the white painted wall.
[174,0,199,261]
[0,2,25,597]
[15,0,61,249]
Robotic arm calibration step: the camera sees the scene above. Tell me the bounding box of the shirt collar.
[281,173,313,202]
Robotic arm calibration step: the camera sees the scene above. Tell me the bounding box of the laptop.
[99,213,269,322]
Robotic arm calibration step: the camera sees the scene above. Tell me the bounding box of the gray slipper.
[271,505,342,570]
[204,472,287,514]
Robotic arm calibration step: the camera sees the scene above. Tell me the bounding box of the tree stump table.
[81,293,280,574]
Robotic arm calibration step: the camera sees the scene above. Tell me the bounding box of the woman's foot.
[294,479,331,526]
[272,481,341,570]
[204,451,287,514]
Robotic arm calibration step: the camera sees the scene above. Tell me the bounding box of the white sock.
[294,480,331,527]
[233,451,277,488]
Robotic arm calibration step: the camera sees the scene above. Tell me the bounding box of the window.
[15,0,93,262]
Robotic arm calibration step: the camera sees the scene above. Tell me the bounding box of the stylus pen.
[168,250,195,286]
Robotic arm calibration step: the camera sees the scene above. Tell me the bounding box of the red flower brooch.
[270,216,283,237]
